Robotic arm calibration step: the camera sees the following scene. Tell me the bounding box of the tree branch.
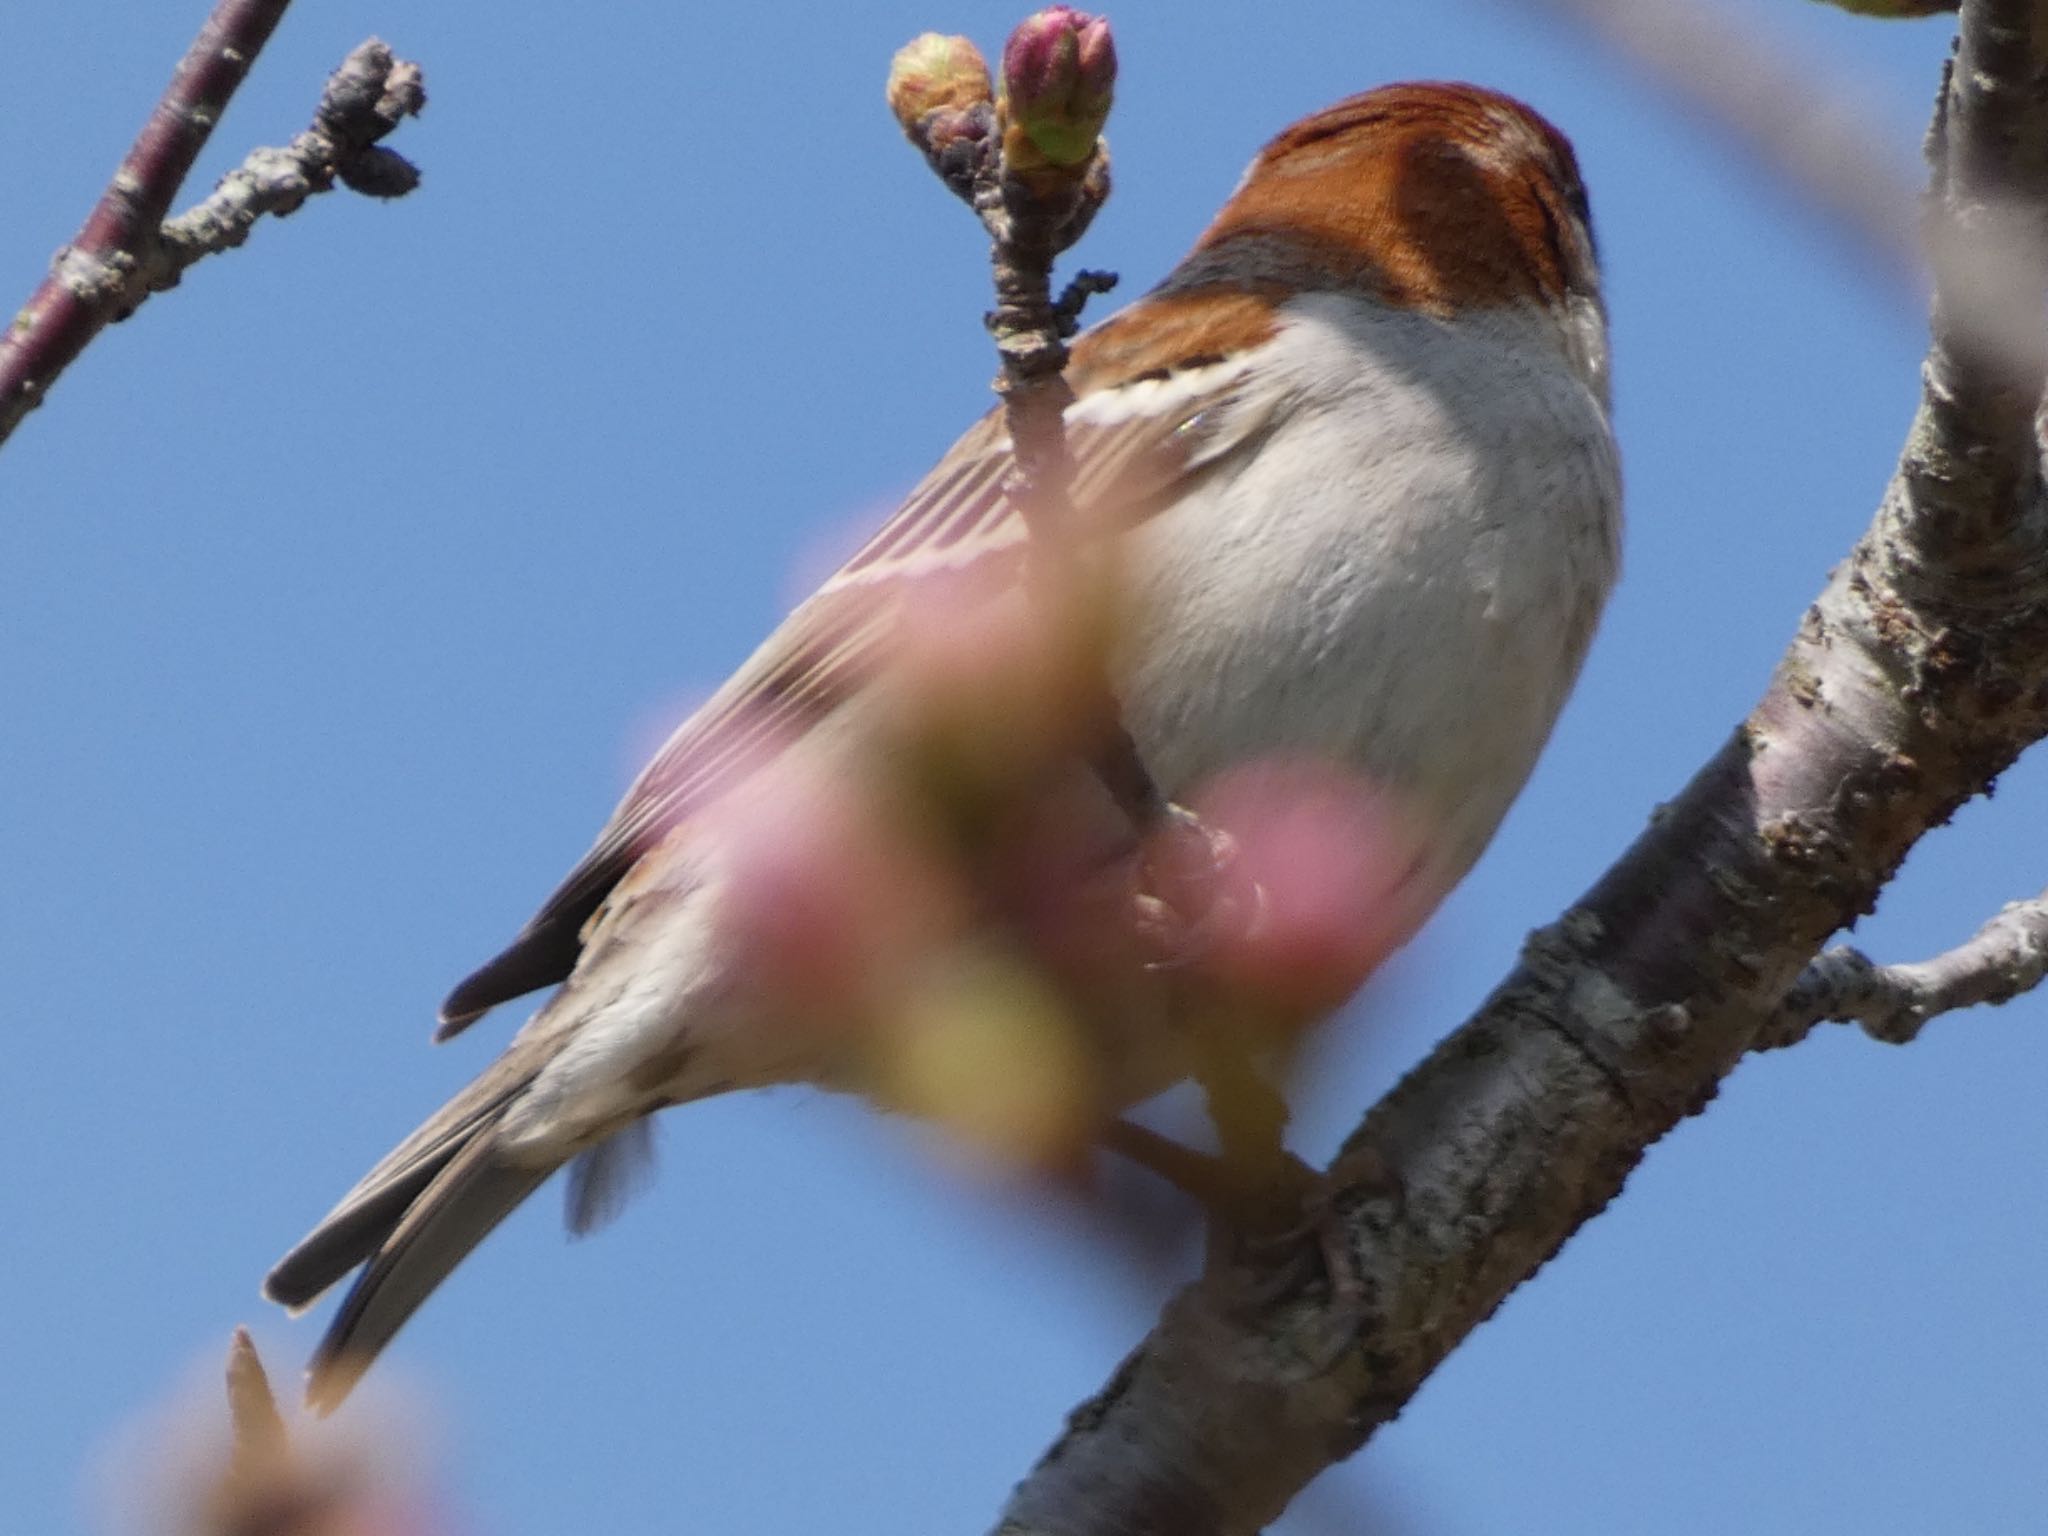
[202,1328,434,1535]
[1759,888,2048,1047]
[157,42,425,275]
[0,10,424,450]
[992,4,2048,1531]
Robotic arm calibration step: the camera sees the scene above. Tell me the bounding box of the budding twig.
[0,14,425,451]
[887,12,1171,825]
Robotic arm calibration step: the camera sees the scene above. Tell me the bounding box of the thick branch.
[1759,888,2048,1046]
[0,17,424,449]
[994,5,2048,1532]
[1911,0,2048,571]
[1524,0,2048,585]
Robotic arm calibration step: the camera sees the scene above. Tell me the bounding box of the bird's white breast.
[1112,291,1622,915]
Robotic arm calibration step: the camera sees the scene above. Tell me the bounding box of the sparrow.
[265,80,1621,1409]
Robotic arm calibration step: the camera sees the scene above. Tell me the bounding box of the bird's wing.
[438,367,1276,1034]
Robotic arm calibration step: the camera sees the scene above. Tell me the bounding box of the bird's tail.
[311,1125,552,1412]
[264,1055,561,1413]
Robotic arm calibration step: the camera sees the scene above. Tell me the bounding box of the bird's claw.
[1132,804,1262,970]
[1210,1145,1402,1375]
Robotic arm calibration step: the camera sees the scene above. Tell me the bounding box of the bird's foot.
[1218,1142,1403,1373]
[1130,804,1260,970]
[1103,1119,1397,1374]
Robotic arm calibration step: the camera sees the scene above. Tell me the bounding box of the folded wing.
[437,370,1275,1034]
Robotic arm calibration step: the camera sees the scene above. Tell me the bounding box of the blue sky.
[5,2,2045,1532]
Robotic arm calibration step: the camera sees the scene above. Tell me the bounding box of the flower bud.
[999,7,1115,170]
[886,32,993,136]
[1176,759,1427,1021]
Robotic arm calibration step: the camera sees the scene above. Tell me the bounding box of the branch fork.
[0,9,425,450]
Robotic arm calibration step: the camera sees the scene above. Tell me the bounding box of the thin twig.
[0,13,424,449]
[984,175,1160,819]
[157,42,425,274]
[980,166,1112,521]
[208,1327,403,1536]
[2,0,294,442]
[1759,889,2048,1048]
[973,125,1150,823]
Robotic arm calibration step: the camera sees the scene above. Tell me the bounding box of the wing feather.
[438,365,1273,1033]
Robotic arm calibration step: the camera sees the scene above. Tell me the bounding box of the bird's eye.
[1550,157,1595,259]
[1563,174,1591,233]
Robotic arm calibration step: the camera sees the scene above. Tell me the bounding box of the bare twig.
[994,3,2048,1530]
[157,42,425,274]
[1759,889,2048,1047]
[0,11,424,449]
[888,21,1119,488]
[205,1328,431,1535]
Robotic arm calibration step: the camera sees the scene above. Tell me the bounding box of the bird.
[265,80,1622,1411]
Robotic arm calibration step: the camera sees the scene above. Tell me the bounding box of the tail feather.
[264,1075,530,1314]
[304,1123,555,1414]
[267,993,615,1408]
[437,920,584,1038]
[263,1150,456,1314]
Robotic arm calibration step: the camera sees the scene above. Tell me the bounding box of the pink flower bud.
[1180,759,1431,1020]
[712,750,964,1026]
[999,7,1115,169]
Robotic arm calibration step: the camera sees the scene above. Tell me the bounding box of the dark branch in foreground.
[992,4,2048,1532]
[0,12,423,449]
